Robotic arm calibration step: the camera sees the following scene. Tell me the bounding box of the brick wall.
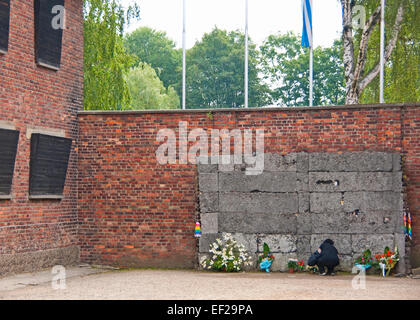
[0,0,84,275]
[402,107,420,267]
[78,103,420,270]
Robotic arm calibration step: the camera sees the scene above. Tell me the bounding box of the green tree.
[260,32,345,106]
[340,0,408,104]
[125,63,180,110]
[83,0,140,110]
[124,27,182,96]
[355,0,420,103]
[186,28,270,108]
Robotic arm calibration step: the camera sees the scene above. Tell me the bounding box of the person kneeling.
[307,239,339,276]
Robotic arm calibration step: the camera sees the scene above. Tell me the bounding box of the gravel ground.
[0,269,419,300]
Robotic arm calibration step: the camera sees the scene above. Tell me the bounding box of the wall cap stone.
[78,103,419,116]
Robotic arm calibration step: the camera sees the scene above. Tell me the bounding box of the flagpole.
[379,0,385,103]
[309,0,313,107]
[182,0,186,110]
[302,0,313,107]
[309,46,313,107]
[244,0,249,108]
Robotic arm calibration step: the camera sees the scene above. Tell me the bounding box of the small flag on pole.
[194,222,202,238]
[302,0,314,106]
[301,0,313,48]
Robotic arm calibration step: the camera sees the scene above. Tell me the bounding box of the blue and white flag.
[301,0,313,47]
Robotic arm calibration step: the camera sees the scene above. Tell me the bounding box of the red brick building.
[0,0,83,275]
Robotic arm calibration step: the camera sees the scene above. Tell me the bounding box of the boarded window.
[34,0,65,70]
[0,0,10,54]
[29,134,72,197]
[0,128,19,196]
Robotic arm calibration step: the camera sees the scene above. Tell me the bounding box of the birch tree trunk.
[340,0,405,104]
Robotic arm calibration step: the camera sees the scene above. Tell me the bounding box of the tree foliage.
[125,63,180,110]
[356,0,420,103]
[82,1,418,111]
[83,0,140,110]
[260,32,345,106]
[340,0,407,104]
[186,28,270,108]
[124,27,182,96]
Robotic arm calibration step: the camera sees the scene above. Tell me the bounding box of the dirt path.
[1,269,419,300]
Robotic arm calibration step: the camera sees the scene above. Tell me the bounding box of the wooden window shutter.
[34,0,65,70]
[29,134,72,198]
[0,0,10,54]
[0,128,19,196]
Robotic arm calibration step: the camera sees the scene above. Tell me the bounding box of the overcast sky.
[122,0,343,49]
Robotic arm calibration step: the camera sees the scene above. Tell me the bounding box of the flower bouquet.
[258,243,274,272]
[374,247,399,277]
[354,249,373,271]
[297,260,305,272]
[200,233,253,272]
[306,265,318,274]
[287,259,298,273]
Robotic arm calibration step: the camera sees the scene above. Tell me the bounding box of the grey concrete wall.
[197,152,405,273]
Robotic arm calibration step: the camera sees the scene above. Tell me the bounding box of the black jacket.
[307,251,321,266]
[307,239,339,267]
